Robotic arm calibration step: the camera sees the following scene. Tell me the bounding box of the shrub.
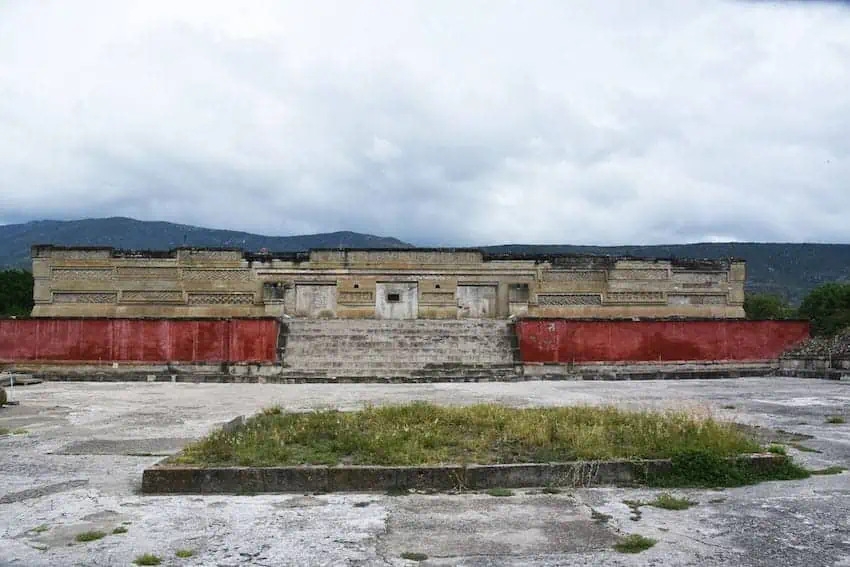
[0,269,33,317]
[0,387,6,407]
[744,293,794,320]
[799,283,850,336]
[134,554,162,566]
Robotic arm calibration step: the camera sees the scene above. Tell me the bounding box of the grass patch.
[386,487,410,497]
[645,450,810,488]
[647,493,697,510]
[175,549,195,558]
[767,445,787,455]
[30,524,50,534]
[0,427,27,435]
[172,402,765,467]
[134,554,162,566]
[614,534,657,553]
[486,488,514,497]
[810,466,846,475]
[825,416,846,424]
[540,487,561,494]
[111,526,128,535]
[400,552,428,561]
[789,443,821,453]
[74,530,106,543]
[353,501,371,507]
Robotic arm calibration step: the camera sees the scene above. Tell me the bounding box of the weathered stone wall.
[31,246,264,318]
[31,246,746,319]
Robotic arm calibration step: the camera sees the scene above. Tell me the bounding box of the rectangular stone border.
[142,454,785,494]
[5,361,778,383]
[779,357,850,381]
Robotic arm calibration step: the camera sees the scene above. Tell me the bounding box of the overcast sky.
[0,1,848,246]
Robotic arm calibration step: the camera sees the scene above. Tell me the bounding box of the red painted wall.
[516,319,811,363]
[0,318,278,363]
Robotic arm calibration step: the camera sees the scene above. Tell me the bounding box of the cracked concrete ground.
[1,378,849,566]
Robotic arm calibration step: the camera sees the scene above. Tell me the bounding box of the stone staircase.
[279,319,521,380]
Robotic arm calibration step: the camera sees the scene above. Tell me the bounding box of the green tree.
[799,282,850,336]
[743,293,794,320]
[0,269,34,317]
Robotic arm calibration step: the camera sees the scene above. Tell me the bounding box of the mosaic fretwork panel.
[605,291,665,304]
[53,292,117,303]
[182,269,251,281]
[121,291,184,303]
[609,269,668,280]
[52,268,113,281]
[537,294,602,306]
[187,293,254,305]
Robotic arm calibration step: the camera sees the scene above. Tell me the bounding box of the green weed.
[614,534,657,553]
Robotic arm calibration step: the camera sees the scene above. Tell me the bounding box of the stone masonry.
[30,246,746,319]
[279,319,519,379]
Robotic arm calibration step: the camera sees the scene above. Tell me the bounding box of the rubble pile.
[785,327,850,358]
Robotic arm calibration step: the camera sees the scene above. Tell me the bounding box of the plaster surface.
[1,378,849,566]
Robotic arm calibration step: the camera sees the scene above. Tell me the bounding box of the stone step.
[279,366,523,378]
[285,360,515,370]
[283,321,513,333]
[280,318,517,377]
[282,345,515,356]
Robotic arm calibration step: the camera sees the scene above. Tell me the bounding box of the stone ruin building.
[30,245,746,320]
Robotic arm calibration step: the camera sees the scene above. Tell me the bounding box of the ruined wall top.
[30,244,740,270]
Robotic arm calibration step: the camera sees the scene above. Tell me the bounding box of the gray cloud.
[1,0,849,246]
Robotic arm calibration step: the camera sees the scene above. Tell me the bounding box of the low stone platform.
[5,361,778,383]
[779,357,850,380]
[142,454,787,494]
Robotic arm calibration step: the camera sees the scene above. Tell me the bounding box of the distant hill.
[483,243,850,304]
[2,218,848,304]
[0,217,412,268]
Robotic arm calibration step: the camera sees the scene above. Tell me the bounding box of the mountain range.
[2,217,849,304]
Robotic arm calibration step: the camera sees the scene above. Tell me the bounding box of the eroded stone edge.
[141,454,785,494]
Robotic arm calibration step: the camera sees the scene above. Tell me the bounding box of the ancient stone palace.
[30,245,746,319]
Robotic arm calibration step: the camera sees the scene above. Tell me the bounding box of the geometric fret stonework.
[606,291,665,304]
[544,271,606,281]
[187,293,254,305]
[537,294,602,306]
[51,268,114,280]
[116,267,179,280]
[182,269,251,281]
[30,244,746,319]
[668,294,727,305]
[120,291,184,303]
[53,292,118,303]
[609,269,668,280]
